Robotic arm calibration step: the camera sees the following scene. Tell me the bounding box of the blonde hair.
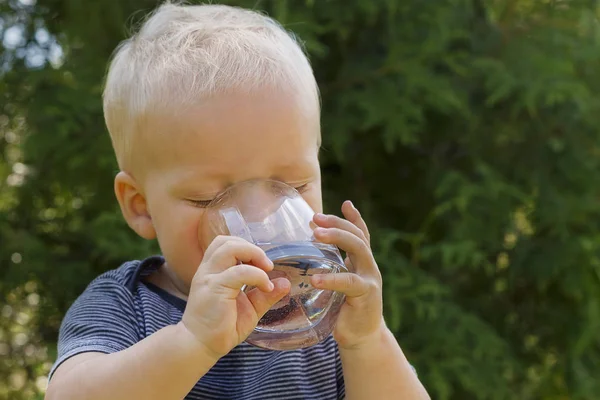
[103,2,320,171]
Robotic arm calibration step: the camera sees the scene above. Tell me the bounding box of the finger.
[245,278,292,319]
[310,273,371,298]
[314,227,374,274]
[202,235,238,260]
[203,235,249,260]
[211,264,274,298]
[313,212,368,244]
[203,236,273,274]
[342,200,370,245]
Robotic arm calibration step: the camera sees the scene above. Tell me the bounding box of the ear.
[114,171,157,240]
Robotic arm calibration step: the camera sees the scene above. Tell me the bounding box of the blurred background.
[2,0,600,399]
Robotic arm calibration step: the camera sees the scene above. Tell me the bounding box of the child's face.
[122,87,322,288]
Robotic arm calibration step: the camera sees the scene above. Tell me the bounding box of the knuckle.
[249,242,264,254]
[209,236,230,252]
[336,273,355,289]
[331,274,344,288]
[321,213,334,222]
[331,227,344,239]
[231,263,248,275]
[237,264,261,278]
[260,270,270,283]
[367,280,379,291]
[355,237,370,252]
[348,273,361,287]
[232,236,250,245]
[220,240,241,255]
[357,230,369,243]
[195,273,214,288]
[213,235,229,245]
[331,215,344,225]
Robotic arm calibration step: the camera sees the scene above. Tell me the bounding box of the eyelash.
[294,183,310,194]
[187,199,213,208]
[187,183,310,208]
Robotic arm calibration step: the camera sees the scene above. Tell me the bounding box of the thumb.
[246,277,291,319]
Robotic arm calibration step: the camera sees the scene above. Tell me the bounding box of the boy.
[46,2,429,399]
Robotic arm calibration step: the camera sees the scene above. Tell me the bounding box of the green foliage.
[2,0,600,398]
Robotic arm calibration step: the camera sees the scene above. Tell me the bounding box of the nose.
[233,180,287,222]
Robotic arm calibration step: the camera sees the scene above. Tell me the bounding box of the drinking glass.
[200,179,348,350]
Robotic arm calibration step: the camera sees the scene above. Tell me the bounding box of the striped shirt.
[50,256,345,399]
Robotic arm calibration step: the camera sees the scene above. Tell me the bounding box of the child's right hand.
[180,236,291,359]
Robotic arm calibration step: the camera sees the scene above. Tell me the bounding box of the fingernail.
[268,281,274,291]
[314,227,327,235]
[349,201,357,210]
[312,275,322,285]
[315,213,326,220]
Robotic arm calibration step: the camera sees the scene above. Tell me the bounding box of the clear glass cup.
[200,179,348,351]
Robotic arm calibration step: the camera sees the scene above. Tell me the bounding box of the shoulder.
[55,257,166,350]
[84,255,164,295]
[49,258,165,382]
[95,259,142,287]
[62,256,165,325]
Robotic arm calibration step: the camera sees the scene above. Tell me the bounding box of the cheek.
[154,204,207,283]
[301,186,323,214]
[151,201,205,251]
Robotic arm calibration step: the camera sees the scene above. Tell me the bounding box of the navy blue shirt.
[50,256,345,399]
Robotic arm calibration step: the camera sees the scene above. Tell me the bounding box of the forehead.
[142,87,320,185]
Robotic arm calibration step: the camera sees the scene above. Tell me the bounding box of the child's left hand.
[311,200,385,350]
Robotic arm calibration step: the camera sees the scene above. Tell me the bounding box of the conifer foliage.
[1,1,600,398]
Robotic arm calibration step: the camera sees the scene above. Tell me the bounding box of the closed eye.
[186,199,213,208]
[187,182,310,208]
[293,183,309,194]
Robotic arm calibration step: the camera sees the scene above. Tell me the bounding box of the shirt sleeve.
[335,343,345,399]
[48,276,141,380]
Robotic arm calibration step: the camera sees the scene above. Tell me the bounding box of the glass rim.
[205,178,300,209]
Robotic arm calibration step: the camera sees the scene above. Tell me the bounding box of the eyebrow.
[168,154,317,194]
[168,172,224,198]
